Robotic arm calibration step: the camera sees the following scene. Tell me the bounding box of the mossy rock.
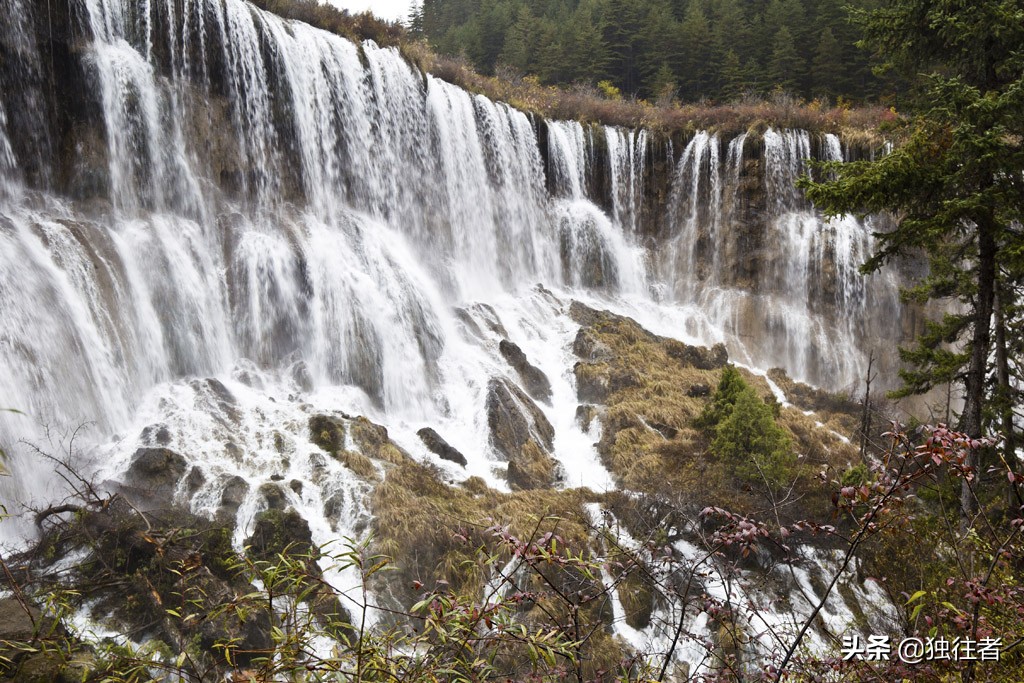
[309,414,347,453]
[616,569,656,630]
[485,377,554,461]
[337,449,379,480]
[417,427,468,467]
[350,416,408,464]
[506,440,560,491]
[246,508,316,563]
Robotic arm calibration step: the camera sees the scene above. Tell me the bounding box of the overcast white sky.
[327,0,409,24]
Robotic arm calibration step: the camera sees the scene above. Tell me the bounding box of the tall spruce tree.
[767,26,804,92]
[801,0,1024,525]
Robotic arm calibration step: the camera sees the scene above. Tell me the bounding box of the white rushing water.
[0,0,898,524]
[0,0,902,665]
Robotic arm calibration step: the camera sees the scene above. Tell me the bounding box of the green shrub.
[712,387,796,488]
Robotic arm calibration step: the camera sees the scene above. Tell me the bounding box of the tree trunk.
[959,216,997,526]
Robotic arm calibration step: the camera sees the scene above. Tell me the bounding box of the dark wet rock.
[572,328,614,362]
[485,378,559,490]
[575,404,599,431]
[0,598,87,681]
[140,423,171,446]
[499,339,552,404]
[216,475,249,522]
[246,508,314,561]
[309,414,346,453]
[289,479,303,495]
[290,360,314,392]
[664,340,729,369]
[687,383,712,397]
[574,362,611,403]
[258,482,287,510]
[122,447,188,506]
[568,301,605,327]
[454,308,485,340]
[417,427,468,467]
[190,378,240,423]
[184,466,205,495]
[224,441,243,461]
[323,491,346,526]
[0,598,48,643]
[471,303,509,337]
[486,378,554,460]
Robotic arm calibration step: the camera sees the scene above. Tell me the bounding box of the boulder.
[499,339,552,404]
[687,383,712,397]
[216,475,249,523]
[417,428,468,467]
[485,378,559,490]
[257,482,287,511]
[572,328,614,362]
[122,447,188,506]
[575,404,599,431]
[486,378,554,460]
[139,423,171,446]
[246,508,315,562]
[0,598,46,644]
[309,414,346,453]
[349,416,408,464]
[664,340,729,369]
[574,362,611,403]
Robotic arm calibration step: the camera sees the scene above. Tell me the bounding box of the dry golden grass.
[403,42,895,140]
[571,304,862,521]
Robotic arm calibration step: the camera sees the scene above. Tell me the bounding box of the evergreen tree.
[762,0,808,67]
[407,0,424,37]
[561,0,609,83]
[696,365,748,429]
[677,0,714,99]
[708,383,795,489]
[802,0,1024,524]
[497,6,538,74]
[810,27,844,100]
[602,0,648,94]
[767,25,804,93]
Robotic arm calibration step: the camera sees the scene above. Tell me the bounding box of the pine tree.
[496,6,537,74]
[677,0,713,100]
[767,26,804,93]
[802,0,1024,525]
[561,0,609,83]
[810,27,843,100]
[711,386,795,489]
[602,0,648,94]
[407,0,424,37]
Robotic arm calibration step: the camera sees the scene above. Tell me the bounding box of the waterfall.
[0,0,904,549]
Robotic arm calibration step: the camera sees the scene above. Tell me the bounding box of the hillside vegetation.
[413,0,888,104]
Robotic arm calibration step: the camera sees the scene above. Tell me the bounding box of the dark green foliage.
[419,0,881,101]
[711,386,795,488]
[810,28,844,99]
[767,26,804,93]
[696,366,796,489]
[801,0,1024,523]
[694,365,747,429]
